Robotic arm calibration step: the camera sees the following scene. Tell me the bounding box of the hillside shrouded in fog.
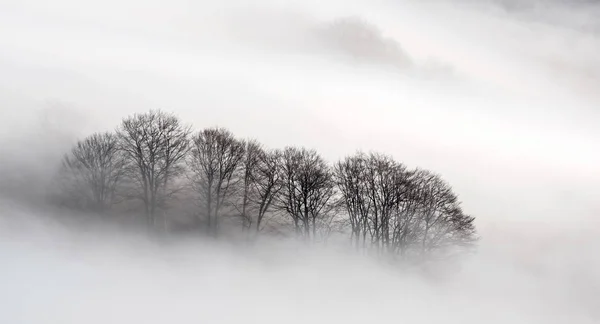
[0,0,599,323]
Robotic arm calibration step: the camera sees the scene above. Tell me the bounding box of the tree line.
[53,109,476,257]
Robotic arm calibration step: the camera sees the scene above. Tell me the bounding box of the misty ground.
[0,0,599,323]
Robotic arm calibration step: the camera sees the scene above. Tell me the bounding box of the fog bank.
[0,0,599,322]
[0,208,599,323]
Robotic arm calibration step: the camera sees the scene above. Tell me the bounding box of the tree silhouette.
[117,110,191,228]
[187,127,245,235]
[58,132,126,212]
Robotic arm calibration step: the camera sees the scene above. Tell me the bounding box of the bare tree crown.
[117,109,191,227]
[55,115,477,259]
[58,132,126,211]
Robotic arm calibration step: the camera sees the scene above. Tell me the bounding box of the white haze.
[0,0,599,322]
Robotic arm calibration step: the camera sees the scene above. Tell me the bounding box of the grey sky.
[1,0,599,228]
[1,1,600,323]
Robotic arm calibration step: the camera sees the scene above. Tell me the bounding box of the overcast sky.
[1,0,599,323]
[1,0,599,238]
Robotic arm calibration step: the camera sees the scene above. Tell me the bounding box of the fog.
[0,0,599,322]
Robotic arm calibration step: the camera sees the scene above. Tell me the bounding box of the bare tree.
[237,139,264,231]
[187,127,245,235]
[250,148,284,233]
[57,132,126,212]
[335,152,477,258]
[389,169,421,256]
[363,153,408,252]
[334,152,371,249]
[276,147,336,240]
[50,110,478,255]
[117,110,191,228]
[407,170,477,255]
